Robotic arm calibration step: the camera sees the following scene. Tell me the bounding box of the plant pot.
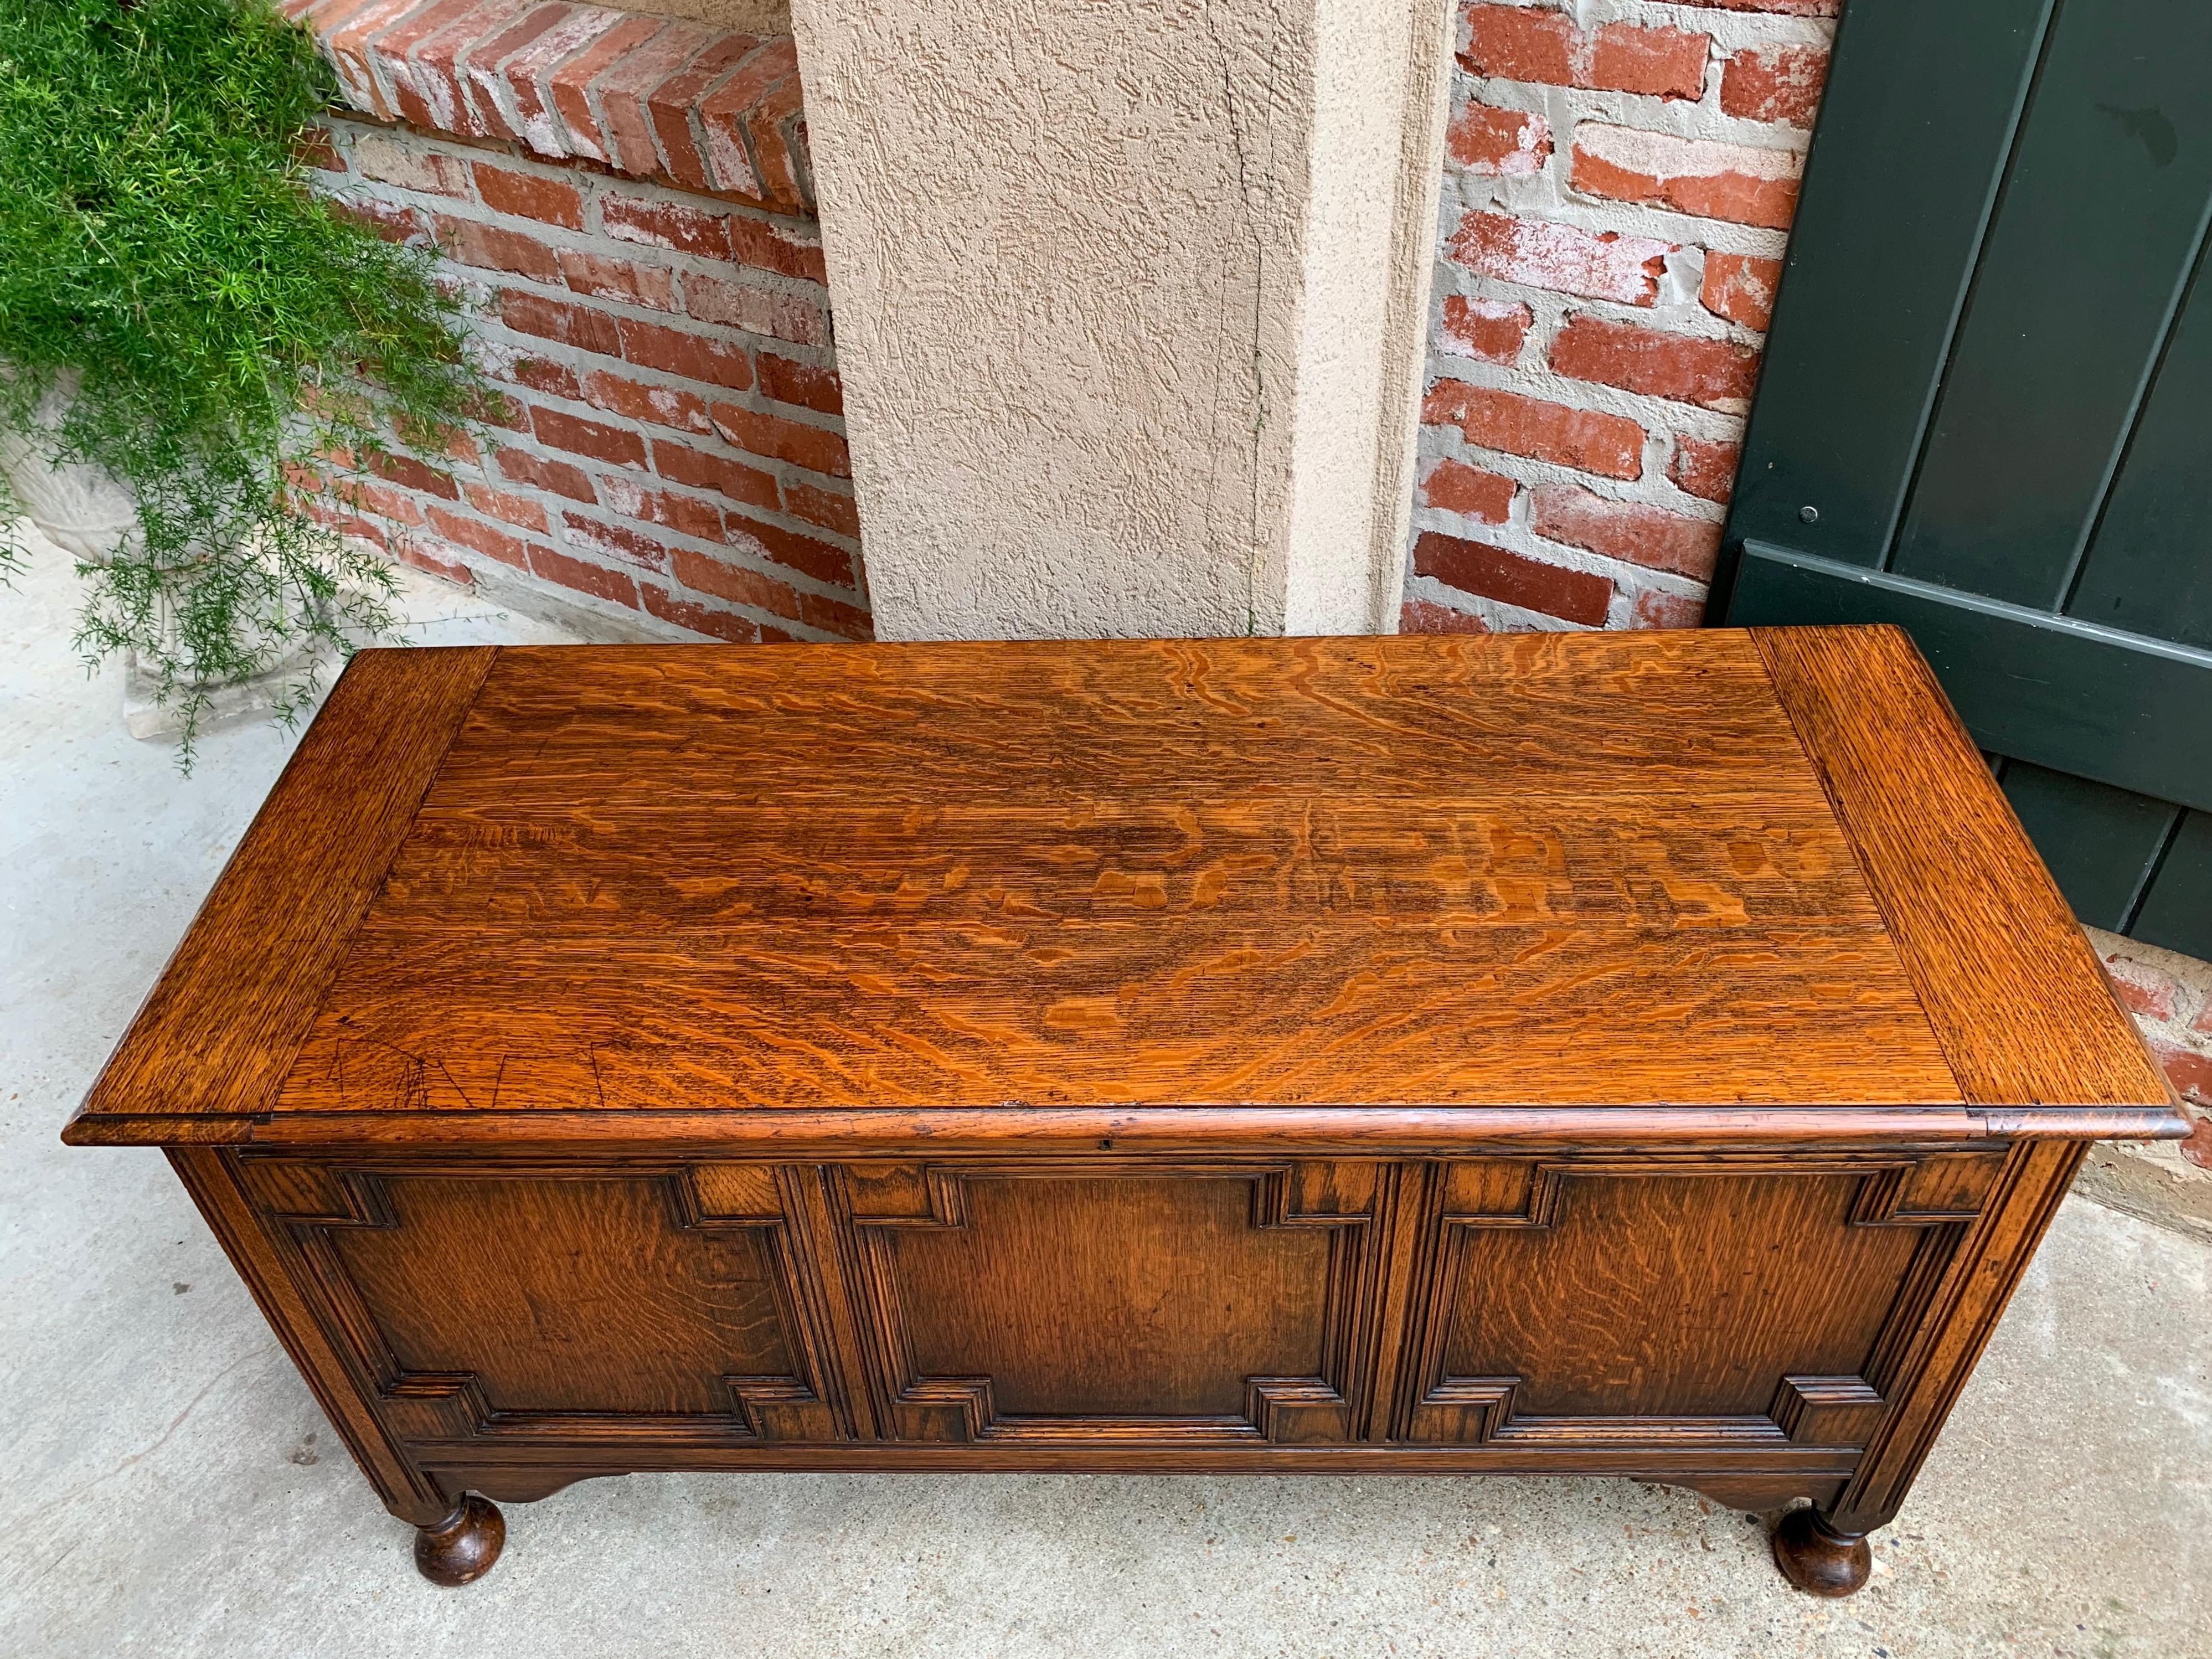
[0,373,140,563]
[3,372,331,742]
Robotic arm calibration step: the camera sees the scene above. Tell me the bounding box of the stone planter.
[0,376,140,563]
[1,374,329,740]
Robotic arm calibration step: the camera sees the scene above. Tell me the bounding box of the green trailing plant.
[0,0,493,761]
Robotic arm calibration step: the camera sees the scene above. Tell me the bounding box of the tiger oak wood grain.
[1754,626,2175,1107]
[75,647,493,1130]
[67,627,2185,1594]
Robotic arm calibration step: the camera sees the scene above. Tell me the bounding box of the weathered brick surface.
[1720,43,1829,127]
[1414,529,1612,626]
[1405,0,1824,633]
[1438,295,1534,365]
[1700,250,1783,330]
[2086,929,2212,1170]
[1419,457,1517,525]
[1446,102,1551,176]
[285,0,812,212]
[1550,313,1762,410]
[307,103,865,645]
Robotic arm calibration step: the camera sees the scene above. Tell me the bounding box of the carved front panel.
[239,1160,847,1445]
[1399,1156,2007,1447]
[842,1163,1383,1444]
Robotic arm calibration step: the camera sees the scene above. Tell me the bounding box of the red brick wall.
[1402,0,1831,635]
[291,1,865,643]
[2094,931,2212,1169]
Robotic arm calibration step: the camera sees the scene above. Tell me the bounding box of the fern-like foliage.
[0,0,493,763]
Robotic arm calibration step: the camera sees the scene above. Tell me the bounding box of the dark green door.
[1712,0,2212,960]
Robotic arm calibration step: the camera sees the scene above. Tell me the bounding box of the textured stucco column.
[790,0,1454,640]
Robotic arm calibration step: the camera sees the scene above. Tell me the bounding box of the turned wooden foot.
[414,1495,504,1586]
[1771,1506,1871,1597]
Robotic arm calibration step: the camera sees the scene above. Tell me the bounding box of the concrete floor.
[3,547,2209,1658]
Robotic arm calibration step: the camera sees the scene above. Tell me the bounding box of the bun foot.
[414,1495,504,1586]
[1771,1506,1871,1597]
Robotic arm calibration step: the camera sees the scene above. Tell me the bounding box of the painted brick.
[326,0,436,119]
[602,193,735,260]
[2107,956,2178,1021]
[710,403,852,478]
[1720,43,1829,127]
[532,405,649,467]
[1551,313,1762,410]
[529,540,638,606]
[434,215,563,282]
[426,503,533,568]
[1460,6,1709,101]
[728,216,829,284]
[2154,1040,2212,1108]
[1530,483,1721,579]
[300,498,390,553]
[407,0,540,138]
[1423,379,1644,480]
[369,450,461,500]
[797,589,872,641]
[2181,1111,2211,1171]
[1419,457,1516,524]
[618,317,755,391]
[463,480,551,532]
[757,353,844,415]
[682,272,830,346]
[297,125,348,173]
[559,249,679,311]
[782,478,860,538]
[494,351,585,401]
[499,288,623,357]
[364,0,484,130]
[669,543,798,616]
[594,474,725,542]
[499,7,628,157]
[730,45,809,210]
[353,479,429,525]
[472,162,585,228]
[496,444,598,502]
[1438,295,1532,365]
[1447,210,1675,306]
[399,537,478,585]
[695,38,797,202]
[456,4,575,143]
[652,440,780,510]
[546,17,668,164]
[396,411,481,463]
[642,582,763,642]
[563,508,671,570]
[584,370,713,434]
[1446,101,1549,177]
[332,194,425,244]
[1701,251,1783,331]
[723,508,858,588]
[594,20,719,178]
[301,33,865,650]
[1630,588,1706,628]
[1413,529,1612,626]
[1669,435,1741,503]
[1399,599,1492,635]
[647,34,764,191]
[1572,123,1801,230]
[352,131,472,195]
[1674,0,1835,13]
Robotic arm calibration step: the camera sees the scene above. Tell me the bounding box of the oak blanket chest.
[67,626,2187,1593]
